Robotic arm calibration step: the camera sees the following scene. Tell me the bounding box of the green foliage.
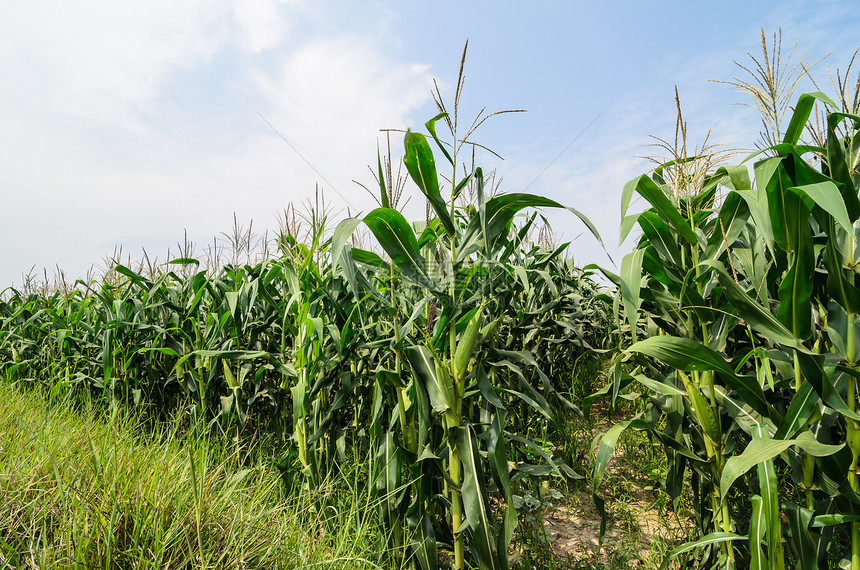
[596,54,860,568]
[0,106,608,570]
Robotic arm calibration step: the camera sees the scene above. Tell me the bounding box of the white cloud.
[0,0,227,126]
[251,36,434,209]
[0,2,438,286]
[231,0,296,53]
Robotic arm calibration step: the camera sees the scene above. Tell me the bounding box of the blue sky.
[2,1,859,288]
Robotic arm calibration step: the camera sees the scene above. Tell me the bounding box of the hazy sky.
[2,1,860,288]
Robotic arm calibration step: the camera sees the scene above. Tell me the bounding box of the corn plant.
[595,61,860,568]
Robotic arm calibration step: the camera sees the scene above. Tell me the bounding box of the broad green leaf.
[720,431,843,500]
[406,346,454,414]
[364,208,435,290]
[793,181,852,234]
[796,353,860,421]
[404,130,455,236]
[748,495,767,570]
[704,190,750,261]
[676,370,721,444]
[166,257,199,266]
[774,381,819,439]
[114,264,149,285]
[627,336,735,377]
[713,164,752,192]
[621,174,698,244]
[658,533,746,570]
[456,425,502,569]
[826,113,860,221]
[776,229,814,340]
[424,112,454,165]
[331,217,363,268]
[459,192,606,261]
[410,513,438,570]
[812,513,860,527]
[703,260,807,352]
[632,373,685,397]
[476,365,505,410]
[619,250,644,342]
[638,210,682,266]
[825,240,860,316]
[784,504,817,570]
[752,424,784,568]
[783,92,838,145]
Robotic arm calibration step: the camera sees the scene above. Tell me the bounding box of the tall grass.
[0,382,398,569]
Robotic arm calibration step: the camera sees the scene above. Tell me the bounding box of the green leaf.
[364,208,435,290]
[748,495,767,570]
[774,381,819,439]
[784,504,817,570]
[627,336,735,377]
[826,113,860,221]
[619,249,644,342]
[703,260,807,352]
[114,264,149,285]
[793,181,852,234]
[720,431,843,500]
[632,373,685,397]
[459,192,606,260]
[376,144,390,208]
[782,92,838,145]
[331,217,364,267]
[621,175,699,245]
[404,130,455,236]
[704,190,750,261]
[638,210,682,266]
[776,230,814,339]
[453,303,483,380]
[486,411,515,556]
[825,240,860,316]
[675,370,721,445]
[751,424,784,568]
[658,533,746,570]
[456,425,502,569]
[405,346,454,414]
[410,512,438,570]
[166,257,199,265]
[796,353,860,421]
[424,112,454,165]
[812,513,860,527]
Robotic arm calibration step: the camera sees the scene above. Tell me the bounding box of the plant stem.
[846,313,860,570]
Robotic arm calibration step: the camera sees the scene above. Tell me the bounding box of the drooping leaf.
[406,345,454,414]
[621,174,699,245]
[783,91,838,145]
[627,336,735,377]
[658,533,746,570]
[720,431,843,500]
[404,130,455,236]
[364,208,436,291]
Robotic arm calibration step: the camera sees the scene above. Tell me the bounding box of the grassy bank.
[0,383,394,569]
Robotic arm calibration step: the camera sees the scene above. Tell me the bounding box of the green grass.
[0,382,397,570]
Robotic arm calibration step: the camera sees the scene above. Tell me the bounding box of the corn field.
[3,32,860,570]
[0,108,611,569]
